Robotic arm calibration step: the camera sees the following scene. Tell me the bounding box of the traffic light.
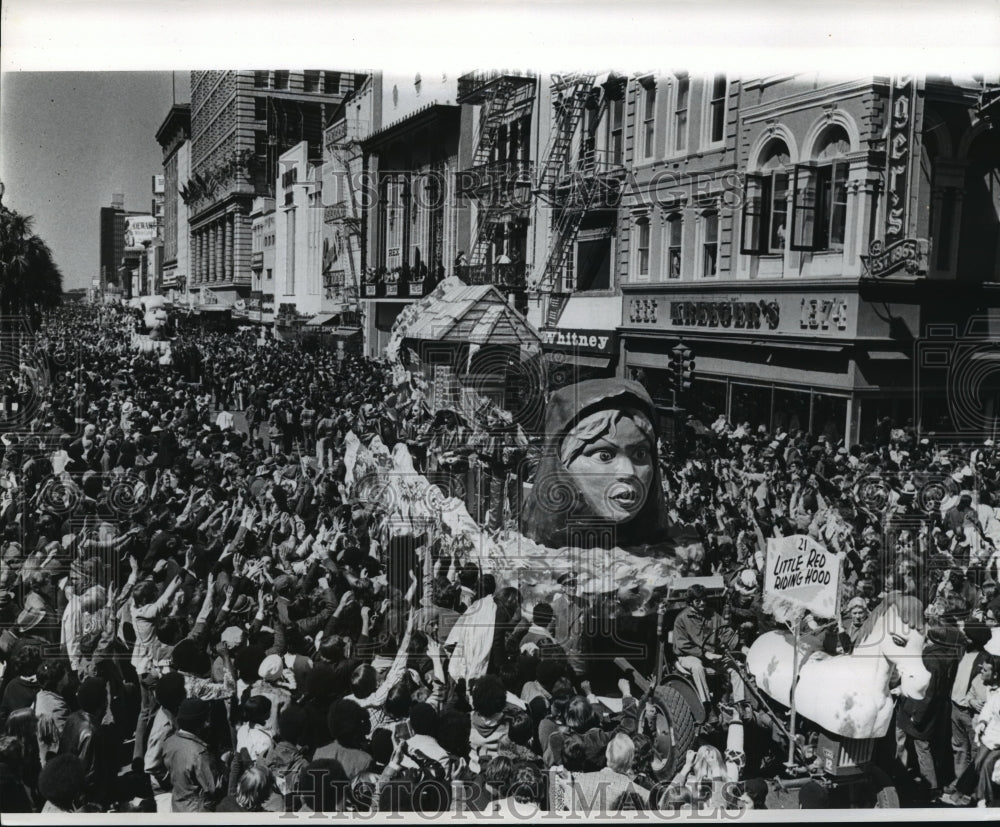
[672,343,695,394]
[664,353,677,393]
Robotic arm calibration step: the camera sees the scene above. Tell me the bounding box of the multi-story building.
[318,74,380,350]
[185,70,358,305]
[614,73,1000,445]
[274,141,325,332]
[524,71,630,388]
[155,104,192,302]
[98,193,144,296]
[250,196,276,324]
[358,94,469,356]
[453,70,538,315]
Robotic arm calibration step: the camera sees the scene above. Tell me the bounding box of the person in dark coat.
[896,623,964,798]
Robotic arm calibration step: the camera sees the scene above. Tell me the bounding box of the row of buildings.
[139,69,1000,445]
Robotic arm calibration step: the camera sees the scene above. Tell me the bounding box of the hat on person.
[734,569,759,593]
[220,626,245,649]
[845,596,868,613]
[176,697,211,733]
[258,653,285,682]
[229,594,256,616]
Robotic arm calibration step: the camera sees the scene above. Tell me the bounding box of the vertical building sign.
[884,76,916,246]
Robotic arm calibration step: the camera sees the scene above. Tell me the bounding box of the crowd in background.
[0,304,996,814]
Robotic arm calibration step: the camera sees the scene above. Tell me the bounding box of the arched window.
[634,216,651,279]
[741,138,790,254]
[791,125,850,251]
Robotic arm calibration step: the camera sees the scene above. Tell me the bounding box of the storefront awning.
[305,314,338,327]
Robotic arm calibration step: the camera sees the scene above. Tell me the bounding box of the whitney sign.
[540,328,616,356]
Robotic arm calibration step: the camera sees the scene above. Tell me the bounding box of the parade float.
[736,533,931,806]
[337,279,726,777]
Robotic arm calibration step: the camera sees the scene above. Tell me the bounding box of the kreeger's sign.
[885,76,917,246]
[626,293,851,336]
[541,328,617,356]
[670,298,780,330]
[764,534,841,619]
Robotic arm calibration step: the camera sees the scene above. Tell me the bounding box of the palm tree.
[0,191,63,327]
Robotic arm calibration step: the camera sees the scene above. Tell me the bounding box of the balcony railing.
[455,262,527,290]
[360,266,442,300]
[455,160,534,200]
[457,70,536,103]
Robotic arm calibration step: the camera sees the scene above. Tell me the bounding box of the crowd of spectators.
[0,304,996,814]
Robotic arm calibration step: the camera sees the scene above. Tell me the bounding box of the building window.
[673,73,689,153]
[414,73,422,95]
[635,216,651,279]
[324,72,341,94]
[254,97,267,121]
[701,211,718,276]
[665,214,682,279]
[266,268,272,281]
[742,139,791,254]
[274,70,289,90]
[707,74,727,144]
[254,71,269,88]
[610,97,624,166]
[254,130,268,155]
[790,126,851,252]
[303,70,320,92]
[642,81,656,159]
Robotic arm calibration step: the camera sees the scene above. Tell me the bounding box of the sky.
[1,1,997,294]
[1,72,190,290]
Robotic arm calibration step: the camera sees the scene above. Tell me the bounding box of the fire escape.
[534,73,626,328]
[324,119,364,322]
[456,71,536,296]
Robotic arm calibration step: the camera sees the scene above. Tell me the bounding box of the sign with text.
[540,328,617,357]
[764,534,840,619]
[885,76,917,246]
[623,292,854,337]
[861,237,928,279]
[124,215,157,249]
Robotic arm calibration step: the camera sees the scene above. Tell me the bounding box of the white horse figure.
[745,593,931,739]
